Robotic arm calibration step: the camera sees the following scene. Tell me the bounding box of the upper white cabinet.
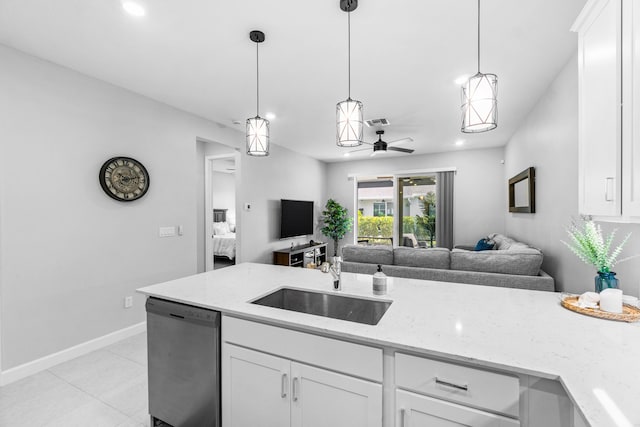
[573,0,640,220]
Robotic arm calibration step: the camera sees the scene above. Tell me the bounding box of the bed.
[213,209,236,260]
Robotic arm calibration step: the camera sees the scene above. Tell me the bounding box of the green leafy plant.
[321,199,354,256]
[561,219,632,273]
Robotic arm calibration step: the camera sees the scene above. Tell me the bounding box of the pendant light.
[246,30,270,156]
[461,0,497,133]
[336,0,363,147]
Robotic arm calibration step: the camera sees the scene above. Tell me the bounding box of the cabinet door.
[222,344,290,427]
[577,0,622,216]
[396,390,519,427]
[623,0,640,217]
[291,362,382,427]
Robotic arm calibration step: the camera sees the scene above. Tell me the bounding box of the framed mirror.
[509,167,535,213]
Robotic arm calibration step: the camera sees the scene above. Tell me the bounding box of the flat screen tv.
[280,199,314,239]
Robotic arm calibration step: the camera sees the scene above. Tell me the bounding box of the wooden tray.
[561,295,640,323]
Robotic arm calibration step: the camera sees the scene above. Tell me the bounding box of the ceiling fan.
[348,130,414,157]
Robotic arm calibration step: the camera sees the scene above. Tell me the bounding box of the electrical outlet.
[124,296,133,308]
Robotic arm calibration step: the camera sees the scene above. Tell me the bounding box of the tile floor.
[0,332,150,427]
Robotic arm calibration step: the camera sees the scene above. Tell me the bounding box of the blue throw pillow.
[475,238,495,251]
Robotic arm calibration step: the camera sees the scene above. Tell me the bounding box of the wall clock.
[99,156,150,202]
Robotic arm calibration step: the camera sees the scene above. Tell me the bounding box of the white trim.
[0,321,146,386]
[347,166,456,180]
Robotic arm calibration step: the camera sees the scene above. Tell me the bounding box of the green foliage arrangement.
[321,199,354,256]
[561,219,631,273]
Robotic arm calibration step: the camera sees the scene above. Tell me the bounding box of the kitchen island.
[137,263,640,427]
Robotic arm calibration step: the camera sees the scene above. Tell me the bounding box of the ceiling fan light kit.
[246,30,270,157]
[461,0,498,133]
[336,0,364,147]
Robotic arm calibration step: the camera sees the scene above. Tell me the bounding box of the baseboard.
[0,321,147,386]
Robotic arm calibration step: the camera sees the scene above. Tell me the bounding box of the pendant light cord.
[348,9,351,99]
[256,41,260,116]
[477,0,481,73]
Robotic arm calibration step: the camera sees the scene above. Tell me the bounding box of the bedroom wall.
[504,54,640,295]
[212,171,236,225]
[0,45,242,370]
[325,147,506,256]
[236,143,328,264]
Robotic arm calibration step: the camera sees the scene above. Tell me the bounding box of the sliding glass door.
[356,179,394,246]
[397,175,437,248]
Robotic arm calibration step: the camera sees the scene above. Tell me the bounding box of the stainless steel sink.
[251,287,392,325]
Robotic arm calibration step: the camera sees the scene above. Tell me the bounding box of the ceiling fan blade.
[388,146,415,154]
[347,147,371,154]
[387,137,413,146]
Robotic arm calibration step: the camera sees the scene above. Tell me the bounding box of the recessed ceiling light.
[265,112,276,120]
[122,1,146,17]
[454,75,470,85]
[455,139,465,146]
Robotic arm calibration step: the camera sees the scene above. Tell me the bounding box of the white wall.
[212,171,236,224]
[236,143,328,264]
[504,54,640,295]
[0,45,243,370]
[326,148,506,256]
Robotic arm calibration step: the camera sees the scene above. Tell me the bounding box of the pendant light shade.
[246,30,270,156]
[246,116,270,156]
[336,98,363,147]
[461,72,497,133]
[336,0,363,147]
[461,0,497,133]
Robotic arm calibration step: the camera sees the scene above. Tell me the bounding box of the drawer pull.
[435,377,468,391]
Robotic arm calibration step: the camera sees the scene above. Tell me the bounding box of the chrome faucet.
[329,259,342,291]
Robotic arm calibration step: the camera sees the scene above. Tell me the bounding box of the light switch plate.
[159,226,176,237]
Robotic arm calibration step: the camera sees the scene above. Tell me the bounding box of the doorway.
[205,153,239,271]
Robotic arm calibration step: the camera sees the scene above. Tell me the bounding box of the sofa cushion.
[450,248,543,276]
[342,244,394,265]
[393,247,450,269]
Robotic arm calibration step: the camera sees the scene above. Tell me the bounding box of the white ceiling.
[0,0,586,162]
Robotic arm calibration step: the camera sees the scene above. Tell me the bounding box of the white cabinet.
[573,0,640,220]
[291,362,382,427]
[395,353,520,426]
[396,390,519,427]
[223,344,290,427]
[222,317,383,427]
[223,344,382,427]
[622,0,640,216]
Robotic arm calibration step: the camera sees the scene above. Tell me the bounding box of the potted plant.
[561,218,633,292]
[320,199,353,257]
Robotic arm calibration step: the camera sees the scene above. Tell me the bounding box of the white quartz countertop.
[137,263,640,427]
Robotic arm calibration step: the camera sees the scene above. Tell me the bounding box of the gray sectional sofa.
[341,233,555,291]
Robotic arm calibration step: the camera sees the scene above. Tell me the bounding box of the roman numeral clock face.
[99,157,150,202]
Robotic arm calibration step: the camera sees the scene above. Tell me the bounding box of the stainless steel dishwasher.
[146,297,220,427]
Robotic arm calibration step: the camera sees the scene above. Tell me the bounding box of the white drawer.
[395,352,520,418]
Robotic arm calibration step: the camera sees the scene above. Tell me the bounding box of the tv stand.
[273,243,327,268]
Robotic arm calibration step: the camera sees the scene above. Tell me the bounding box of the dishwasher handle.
[146,297,220,326]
